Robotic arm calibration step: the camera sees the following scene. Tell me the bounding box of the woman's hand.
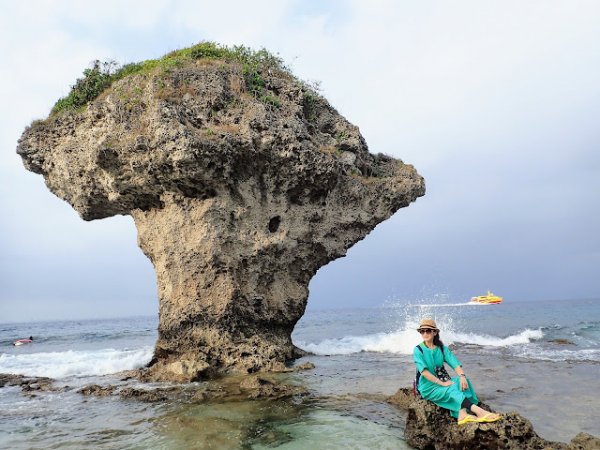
[440,380,454,387]
[459,376,468,391]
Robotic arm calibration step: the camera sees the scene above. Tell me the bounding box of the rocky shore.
[17,43,425,382]
[387,387,600,450]
[1,364,312,405]
[3,371,599,448]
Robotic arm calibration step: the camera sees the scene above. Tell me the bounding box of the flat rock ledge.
[0,373,59,395]
[387,388,600,450]
[1,362,314,404]
[79,373,308,403]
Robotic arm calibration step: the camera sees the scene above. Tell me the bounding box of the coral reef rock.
[17,46,425,382]
[0,373,57,394]
[388,389,600,450]
[78,373,307,403]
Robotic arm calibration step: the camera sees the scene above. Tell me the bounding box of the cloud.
[1,1,600,322]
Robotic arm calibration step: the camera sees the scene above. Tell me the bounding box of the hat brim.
[416,326,439,331]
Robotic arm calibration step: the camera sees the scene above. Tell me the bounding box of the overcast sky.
[1,1,599,322]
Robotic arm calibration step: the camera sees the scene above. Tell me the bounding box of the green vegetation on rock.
[51,42,290,115]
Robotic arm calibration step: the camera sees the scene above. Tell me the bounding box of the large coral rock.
[397,392,600,450]
[405,398,559,450]
[17,48,425,381]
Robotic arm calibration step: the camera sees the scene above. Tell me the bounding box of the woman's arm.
[453,365,469,390]
[421,369,454,387]
[443,347,468,389]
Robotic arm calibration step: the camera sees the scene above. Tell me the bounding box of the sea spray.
[296,328,543,355]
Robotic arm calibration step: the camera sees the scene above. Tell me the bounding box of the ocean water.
[1,298,599,449]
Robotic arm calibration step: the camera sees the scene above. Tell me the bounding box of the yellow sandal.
[476,413,502,423]
[458,415,478,425]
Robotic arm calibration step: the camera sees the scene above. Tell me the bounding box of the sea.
[1,297,599,449]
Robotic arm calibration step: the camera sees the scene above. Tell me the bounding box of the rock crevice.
[18,47,425,381]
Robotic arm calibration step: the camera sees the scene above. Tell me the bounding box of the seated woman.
[413,318,502,425]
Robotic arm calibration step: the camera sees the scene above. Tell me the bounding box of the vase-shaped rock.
[17,46,425,381]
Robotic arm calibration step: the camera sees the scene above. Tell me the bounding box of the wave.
[514,347,600,362]
[447,328,543,347]
[0,346,153,379]
[298,330,417,355]
[297,328,543,356]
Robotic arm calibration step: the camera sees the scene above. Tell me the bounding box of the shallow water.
[1,298,599,448]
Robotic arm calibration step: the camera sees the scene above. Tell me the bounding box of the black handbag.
[435,365,451,382]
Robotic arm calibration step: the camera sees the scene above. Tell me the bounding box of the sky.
[1,1,599,322]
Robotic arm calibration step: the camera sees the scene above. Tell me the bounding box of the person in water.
[413,318,502,425]
[13,336,33,345]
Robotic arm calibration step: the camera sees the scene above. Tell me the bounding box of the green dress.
[413,342,479,419]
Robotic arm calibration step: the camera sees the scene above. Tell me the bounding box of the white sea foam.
[412,302,487,307]
[0,346,153,378]
[298,329,420,355]
[297,328,543,356]
[513,347,600,362]
[444,328,544,347]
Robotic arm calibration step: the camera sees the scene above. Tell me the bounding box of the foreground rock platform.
[78,373,308,403]
[17,44,425,381]
[1,369,311,404]
[387,387,600,450]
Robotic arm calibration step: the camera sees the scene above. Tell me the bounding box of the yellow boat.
[470,291,503,304]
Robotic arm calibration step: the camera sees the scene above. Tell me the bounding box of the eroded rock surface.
[387,387,600,450]
[18,47,425,381]
[0,373,57,394]
[78,372,307,403]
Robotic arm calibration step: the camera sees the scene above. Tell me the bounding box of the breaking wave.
[297,328,543,356]
[0,346,153,378]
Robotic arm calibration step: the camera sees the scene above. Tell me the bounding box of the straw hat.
[417,318,439,331]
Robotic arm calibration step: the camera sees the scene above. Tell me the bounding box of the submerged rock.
[549,339,576,345]
[17,43,425,382]
[239,374,306,400]
[387,387,600,449]
[77,384,116,397]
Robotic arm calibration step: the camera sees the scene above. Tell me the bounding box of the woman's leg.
[462,381,500,419]
[469,404,500,420]
[461,398,475,411]
[463,379,479,405]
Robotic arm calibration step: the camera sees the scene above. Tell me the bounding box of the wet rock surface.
[549,339,576,345]
[239,374,306,400]
[17,48,425,382]
[78,371,309,404]
[77,384,117,397]
[385,386,415,410]
[0,373,58,394]
[387,387,600,450]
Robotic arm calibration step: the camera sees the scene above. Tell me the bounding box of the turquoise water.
[1,298,599,448]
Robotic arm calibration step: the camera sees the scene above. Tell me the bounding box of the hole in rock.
[268,216,281,233]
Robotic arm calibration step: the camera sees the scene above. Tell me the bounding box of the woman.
[413,318,501,425]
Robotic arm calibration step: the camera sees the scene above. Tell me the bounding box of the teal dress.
[413,342,479,418]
